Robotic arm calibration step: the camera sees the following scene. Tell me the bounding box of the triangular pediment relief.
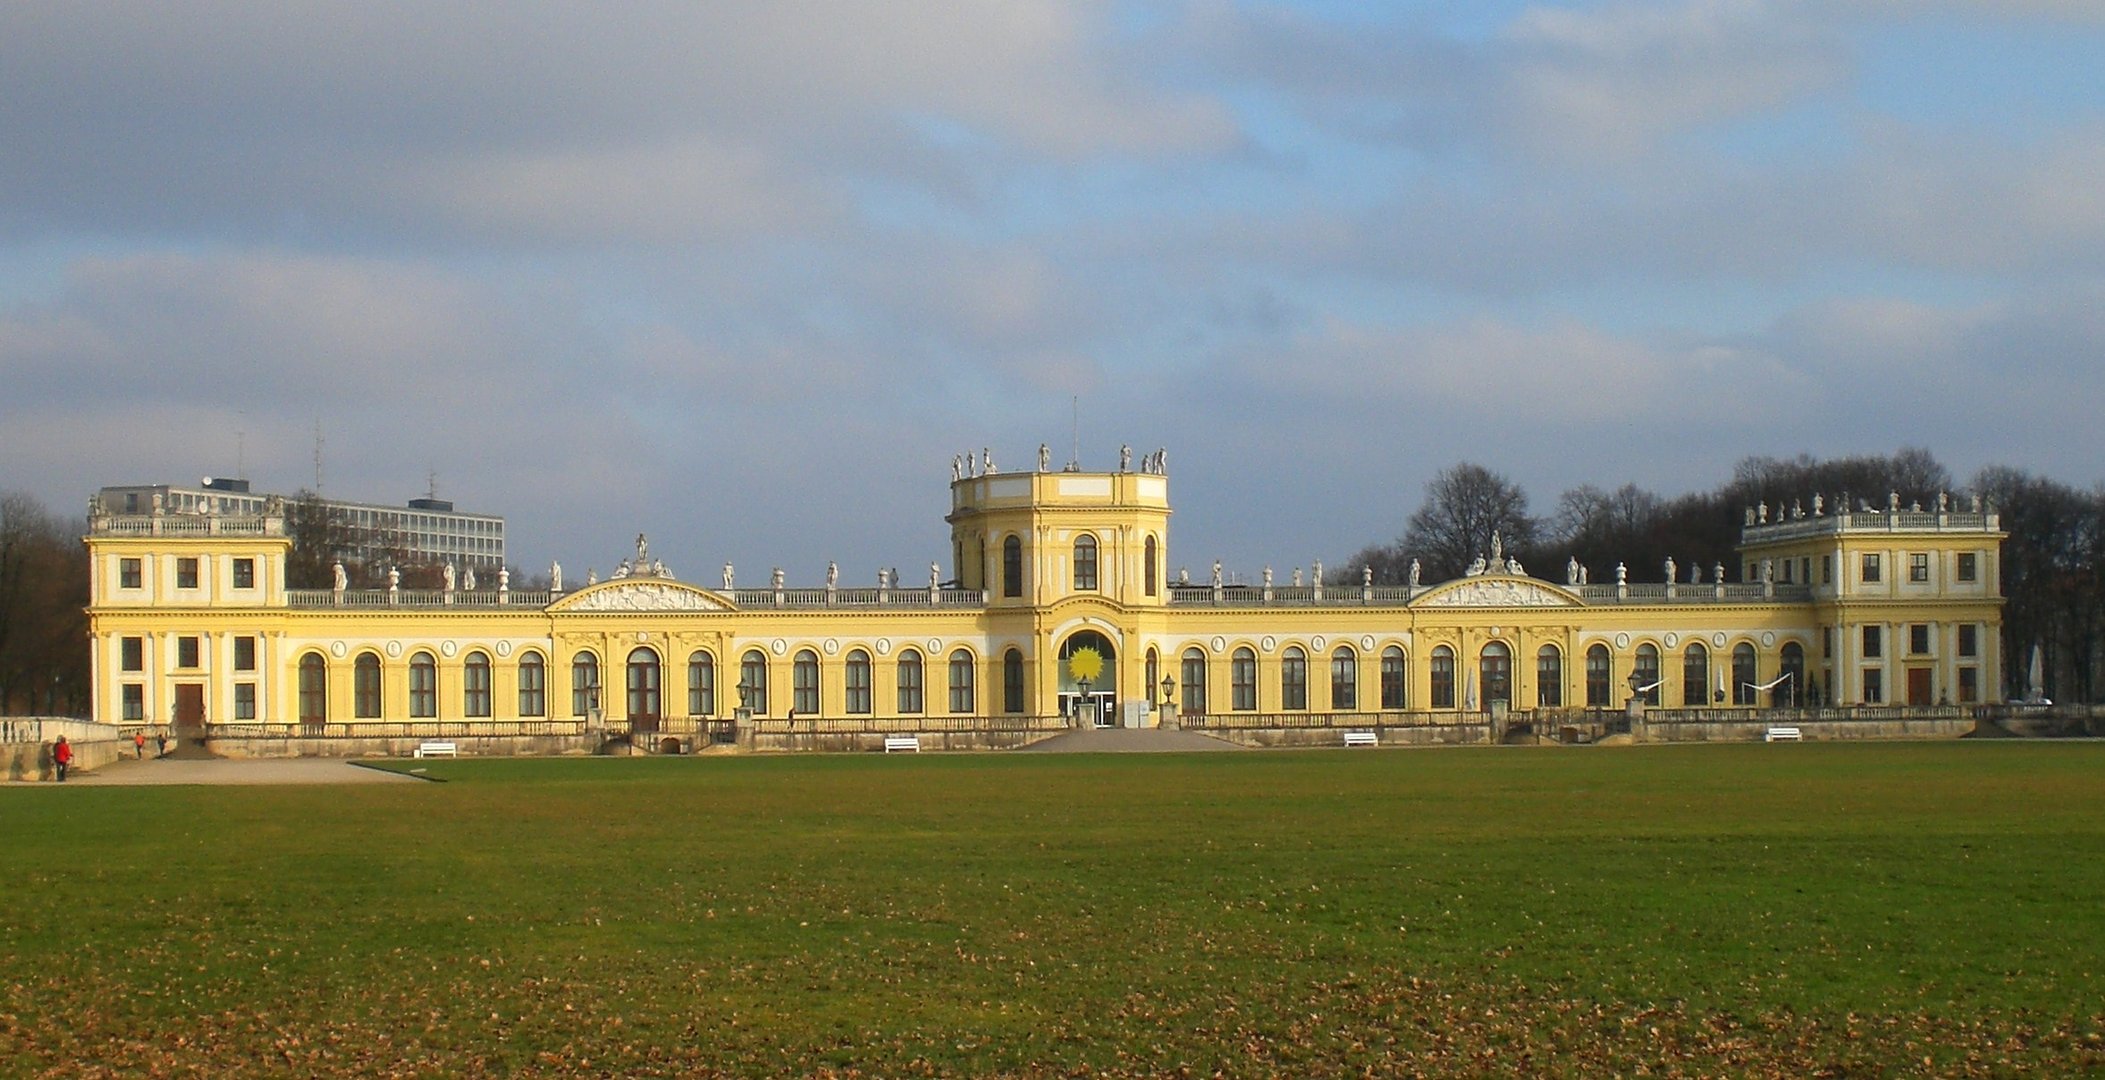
[1414,575,1582,608]
[550,580,735,613]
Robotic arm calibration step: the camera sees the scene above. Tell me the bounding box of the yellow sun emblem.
[1066,646,1105,685]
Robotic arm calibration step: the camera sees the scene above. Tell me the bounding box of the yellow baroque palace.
[84,464,2006,741]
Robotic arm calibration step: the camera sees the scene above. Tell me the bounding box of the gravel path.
[56,756,424,785]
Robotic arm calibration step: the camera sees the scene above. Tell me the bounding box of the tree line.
[1344,449,2105,703]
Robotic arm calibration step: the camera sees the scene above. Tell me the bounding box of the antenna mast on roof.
[427,466,439,501]
[1071,395,1080,470]
[312,419,324,494]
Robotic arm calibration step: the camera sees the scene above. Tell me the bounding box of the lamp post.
[1158,674,1177,728]
[1077,676,1092,727]
[735,678,754,721]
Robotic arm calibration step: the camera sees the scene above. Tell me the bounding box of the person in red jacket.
[52,735,72,782]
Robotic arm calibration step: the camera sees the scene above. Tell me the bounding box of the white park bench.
[882,735,921,753]
[1342,731,1379,748]
[1763,727,1803,743]
[414,741,458,758]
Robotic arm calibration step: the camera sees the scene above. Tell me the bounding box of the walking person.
[52,735,72,782]
[134,730,147,759]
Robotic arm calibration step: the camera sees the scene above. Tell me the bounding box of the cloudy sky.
[5,1,2103,584]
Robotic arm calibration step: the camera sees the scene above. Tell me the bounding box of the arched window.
[793,650,820,717]
[1733,643,1758,705]
[463,651,491,718]
[518,651,546,717]
[1180,648,1208,714]
[688,651,715,717]
[1003,649,1024,713]
[1145,648,1159,706]
[299,653,328,724]
[845,649,872,715]
[1331,646,1358,711]
[740,650,768,715]
[948,650,976,714]
[1074,534,1099,591]
[1231,647,1257,711]
[1002,536,1023,598]
[1381,646,1406,709]
[1431,646,1456,709]
[1683,643,1710,707]
[409,651,438,718]
[1779,642,1807,707]
[572,652,601,718]
[1144,536,1159,596]
[353,652,382,719]
[1634,644,1661,706]
[1280,646,1308,710]
[1537,645,1562,707]
[896,649,924,714]
[1480,642,1511,708]
[627,647,661,723]
[1586,644,1612,707]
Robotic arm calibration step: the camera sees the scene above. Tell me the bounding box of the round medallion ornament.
[1361,635,1375,651]
[1211,636,1227,653]
[440,640,457,658]
[1713,633,1727,648]
[637,631,650,642]
[927,638,941,654]
[1260,635,1276,653]
[1761,631,1776,648]
[1311,635,1326,651]
[1614,633,1631,649]
[823,638,839,656]
[495,641,512,658]
[875,638,891,656]
[1664,633,1679,648]
[771,639,787,656]
[385,640,402,658]
[330,640,347,658]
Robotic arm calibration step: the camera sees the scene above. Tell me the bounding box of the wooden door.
[1906,668,1933,707]
[173,684,205,734]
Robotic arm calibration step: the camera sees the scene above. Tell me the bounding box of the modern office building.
[97,478,505,575]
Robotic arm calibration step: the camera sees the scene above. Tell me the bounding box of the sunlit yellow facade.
[83,469,2006,737]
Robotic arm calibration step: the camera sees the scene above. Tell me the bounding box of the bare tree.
[1400,463,1539,581]
[0,493,88,715]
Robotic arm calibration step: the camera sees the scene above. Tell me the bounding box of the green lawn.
[4,743,2102,1077]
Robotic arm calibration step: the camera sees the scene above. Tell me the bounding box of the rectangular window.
[120,558,142,589]
[1821,555,1832,585]
[519,659,546,718]
[948,654,975,714]
[1958,667,1979,703]
[122,684,144,721]
[1281,653,1307,711]
[234,636,256,671]
[121,636,144,672]
[1231,653,1256,711]
[1862,626,1882,659]
[177,636,200,669]
[232,558,255,589]
[1958,624,1978,657]
[1909,553,1929,583]
[845,660,871,715]
[234,682,256,720]
[1861,553,1881,583]
[177,557,199,589]
[1823,627,1833,659]
[897,657,923,714]
[1863,668,1883,704]
[1909,624,1931,655]
[1380,652,1406,710]
[1957,552,1977,582]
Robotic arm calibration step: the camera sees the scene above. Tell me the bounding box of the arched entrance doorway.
[1058,630,1118,727]
[627,646,662,734]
